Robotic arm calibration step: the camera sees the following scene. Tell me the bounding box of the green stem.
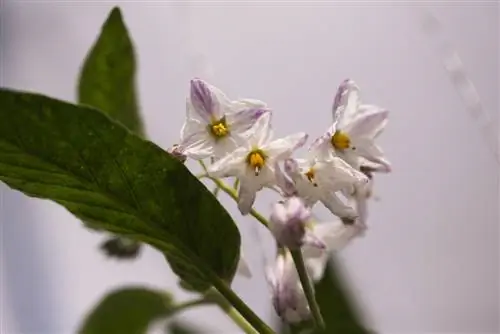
[208,280,275,334]
[172,297,211,313]
[290,250,325,330]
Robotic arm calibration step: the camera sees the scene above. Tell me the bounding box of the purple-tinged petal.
[226,107,271,135]
[274,163,298,198]
[190,78,215,121]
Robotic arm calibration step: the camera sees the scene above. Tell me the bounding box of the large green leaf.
[0,89,240,290]
[77,6,144,258]
[79,287,173,334]
[77,7,143,136]
[312,259,369,333]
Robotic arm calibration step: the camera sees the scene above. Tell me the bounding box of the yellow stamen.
[331,130,351,150]
[304,168,318,187]
[247,150,266,176]
[209,117,229,138]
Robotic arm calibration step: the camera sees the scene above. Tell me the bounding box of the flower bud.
[167,144,187,164]
[266,252,311,324]
[269,197,325,250]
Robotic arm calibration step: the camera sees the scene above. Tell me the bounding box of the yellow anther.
[304,168,318,187]
[247,150,266,176]
[209,117,229,138]
[331,130,351,150]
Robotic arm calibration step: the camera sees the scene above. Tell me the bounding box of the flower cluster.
[173,78,391,325]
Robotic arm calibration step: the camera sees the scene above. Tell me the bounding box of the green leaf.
[0,89,241,290]
[312,259,369,334]
[79,287,173,334]
[77,6,144,136]
[77,6,145,258]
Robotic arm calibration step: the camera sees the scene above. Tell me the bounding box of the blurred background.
[0,1,498,333]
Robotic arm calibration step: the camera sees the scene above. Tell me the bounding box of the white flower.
[179,78,270,160]
[269,196,326,250]
[283,157,368,220]
[208,112,308,215]
[342,159,386,229]
[266,251,310,324]
[302,220,364,282]
[311,79,391,171]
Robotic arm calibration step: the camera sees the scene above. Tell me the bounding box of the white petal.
[237,179,258,215]
[313,220,360,252]
[334,79,361,128]
[347,109,389,139]
[358,104,389,138]
[231,98,268,110]
[185,98,209,124]
[249,112,273,147]
[207,147,248,178]
[355,139,391,172]
[274,163,297,197]
[317,157,366,189]
[211,136,240,159]
[304,253,329,282]
[227,108,271,136]
[354,193,368,228]
[309,131,338,162]
[236,253,252,278]
[265,132,308,161]
[321,192,358,219]
[178,125,214,160]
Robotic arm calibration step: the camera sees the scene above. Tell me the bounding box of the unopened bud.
[269,197,325,250]
[266,252,311,324]
[167,144,187,164]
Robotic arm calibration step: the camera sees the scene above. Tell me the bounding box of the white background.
[0,1,498,333]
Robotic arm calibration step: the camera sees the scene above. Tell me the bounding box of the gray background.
[0,1,498,333]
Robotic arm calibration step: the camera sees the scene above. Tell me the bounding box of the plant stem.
[290,249,325,330]
[173,297,211,313]
[208,280,275,334]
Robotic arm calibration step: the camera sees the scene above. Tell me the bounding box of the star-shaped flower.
[179,78,270,160]
[283,156,368,220]
[208,112,308,214]
[311,79,391,172]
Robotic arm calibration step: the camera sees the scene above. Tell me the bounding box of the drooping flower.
[343,159,387,229]
[311,79,391,171]
[283,156,368,220]
[266,251,310,324]
[302,220,364,282]
[208,112,308,215]
[179,78,270,160]
[269,196,325,250]
[236,250,252,278]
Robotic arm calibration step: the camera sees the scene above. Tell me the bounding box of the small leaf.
[0,89,241,290]
[77,6,144,136]
[77,6,145,258]
[79,287,172,334]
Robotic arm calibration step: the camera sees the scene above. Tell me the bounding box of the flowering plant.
[0,7,394,334]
